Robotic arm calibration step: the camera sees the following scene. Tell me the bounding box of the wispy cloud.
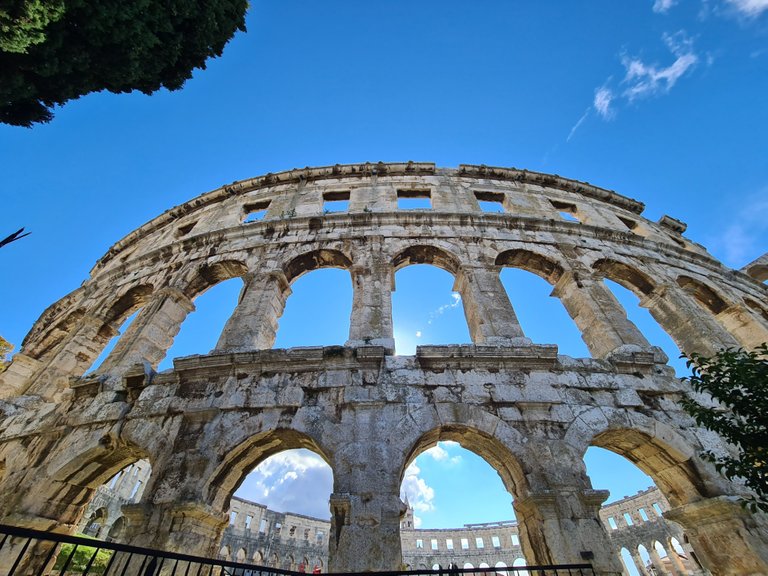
[621,31,699,101]
[567,107,591,142]
[427,293,462,325]
[235,450,333,519]
[724,0,768,17]
[401,461,435,527]
[653,0,678,13]
[708,189,768,266]
[594,86,615,119]
[423,441,463,465]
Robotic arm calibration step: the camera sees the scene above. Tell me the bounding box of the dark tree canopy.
[0,0,248,126]
[681,344,768,512]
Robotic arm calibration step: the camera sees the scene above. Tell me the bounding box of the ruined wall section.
[1,164,767,576]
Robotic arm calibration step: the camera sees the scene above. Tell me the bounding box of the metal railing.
[0,523,594,576]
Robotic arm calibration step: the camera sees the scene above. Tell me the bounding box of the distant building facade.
[80,461,707,575]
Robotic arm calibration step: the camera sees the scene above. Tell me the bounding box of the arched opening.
[81,507,107,538]
[512,557,528,576]
[274,268,352,348]
[637,545,652,574]
[392,246,469,354]
[676,276,728,315]
[158,261,249,369]
[494,560,507,576]
[207,431,334,572]
[619,547,641,576]
[399,427,532,569]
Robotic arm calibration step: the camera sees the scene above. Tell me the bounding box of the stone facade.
[1,163,767,575]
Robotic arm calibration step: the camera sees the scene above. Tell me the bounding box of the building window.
[639,508,649,522]
[608,517,618,530]
[431,539,438,550]
[446,539,454,550]
[245,515,253,530]
[550,199,580,222]
[243,200,270,222]
[652,503,664,517]
[476,537,484,549]
[461,538,469,550]
[492,536,501,549]
[259,519,267,533]
[397,189,431,210]
[474,190,505,213]
[416,539,423,549]
[511,534,520,546]
[623,513,634,526]
[323,191,350,213]
[129,481,142,499]
[316,531,324,544]
[229,511,237,525]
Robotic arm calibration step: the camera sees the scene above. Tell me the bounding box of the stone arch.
[746,263,768,282]
[219,545,231,560]
[205,427,332,512]
[745,298,768,324]
[676,275,728,315]
[572,411,721,508]
[253,550,264,564]
[183,259,249,299]
[24,308,87,359]
[270,552,279,568]
[284,249,353,283]
[495,249,564,284]
[98,284,155,336]
[107,515,125,541]
[391,244,461,275]
[400,423,528,500]
[593,258,655,297]
[236,547,247,562]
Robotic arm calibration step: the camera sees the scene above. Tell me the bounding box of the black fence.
[0,523,594,576]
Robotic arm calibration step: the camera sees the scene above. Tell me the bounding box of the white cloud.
[234,449,333,519]
[593,86,615,119]
[415,330,422,338]
[725,0,768,16]
[708,191,768,266]
[427,293,462,325]
[567,107,591,142]
[423,441,463,465]
[622,31,699,101]
[400,461,436,525]
[653,0,678,13]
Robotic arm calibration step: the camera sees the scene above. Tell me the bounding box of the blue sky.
[2,1,768,530]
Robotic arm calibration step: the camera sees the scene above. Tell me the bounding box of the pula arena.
[1,162,767,575]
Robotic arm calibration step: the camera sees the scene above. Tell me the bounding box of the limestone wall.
[1,163,767,576]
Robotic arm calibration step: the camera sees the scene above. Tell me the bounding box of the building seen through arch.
[1,163,767,575]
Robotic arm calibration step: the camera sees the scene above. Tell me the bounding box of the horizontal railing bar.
[0,523,592,576]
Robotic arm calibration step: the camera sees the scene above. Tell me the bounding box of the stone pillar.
[454,266,531,345]
[648,547,670,575]
[328,490,405,573]
[23,315,117,400]
[96,288,195,375]
[214,271,291,352]
[640,286,740,357]
[631,551,652,576]
[715,305,768,351]
[513,489,623,575]
[667,545,689,576]
[347,237,395,351]
[664,497,768,575]
[552,272,658,360]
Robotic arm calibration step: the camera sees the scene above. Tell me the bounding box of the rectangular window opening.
[652,503,664,517]
[176,221,197,237]
[129,480,142,499]
[245,515,253,530]
[259,519,267,533]
[397,189,432,210]
[475,191,505,213]
[229,511,237,525]
[323,191,350,213]
[608,517,618,530]
[623,512,634,526]
[618,216,638,231]
[461,538,469,550]
[511,534,520,546]
[416,539,423,549]
[550,200,580,222]
[243,200,271,222]
[316,530,324,543]
[446,539,454,550]
[638,508,649,522]
[431,539,438,550]
[492,536,501,549]
[475,537,484,549]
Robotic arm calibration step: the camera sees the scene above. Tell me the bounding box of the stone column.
[552,272,658,360]
[96,288,195,375]
[667,546,689,576]
[453,266,531,345]
[328,490,405,572]
[631,551,652,576]
[715,305,768,350]
[214,271,291,352]
[648,547,670,575]
[23,314,118,400]
[347,237,395,352]
[665,496,768,575]
[513,489,623,575]
[640,285,740,357]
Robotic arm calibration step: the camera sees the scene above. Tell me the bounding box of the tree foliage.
[681,344,768,512]
[0,0,248,126]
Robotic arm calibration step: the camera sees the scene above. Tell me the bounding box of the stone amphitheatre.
[1,162,767,575]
